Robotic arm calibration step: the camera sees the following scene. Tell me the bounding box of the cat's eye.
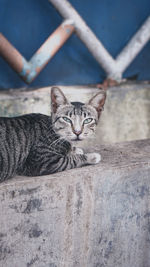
[83,118,93,124]
[62,116,72,123]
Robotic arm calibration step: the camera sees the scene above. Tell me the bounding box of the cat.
[0,87,106,182]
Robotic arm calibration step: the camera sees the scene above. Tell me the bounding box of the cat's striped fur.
[0,87,106,182]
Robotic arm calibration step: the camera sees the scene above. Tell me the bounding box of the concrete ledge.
[0,81,150,144]
[0,139,150,267]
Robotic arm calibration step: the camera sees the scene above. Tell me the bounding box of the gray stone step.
[0,139,150,267]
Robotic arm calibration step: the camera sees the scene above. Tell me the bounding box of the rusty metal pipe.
[24,19,74,83]
[0,33,27,75]
[0,19,74,83]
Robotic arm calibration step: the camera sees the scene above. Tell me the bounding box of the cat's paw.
[73,147,84,155]
[86,152,101,165]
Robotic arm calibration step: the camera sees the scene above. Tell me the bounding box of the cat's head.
[51,87,106,142]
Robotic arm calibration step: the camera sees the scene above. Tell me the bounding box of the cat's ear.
[88,90,106,118]
[51,87,69,113]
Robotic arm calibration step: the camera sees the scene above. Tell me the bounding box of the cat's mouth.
[71,136,83,142]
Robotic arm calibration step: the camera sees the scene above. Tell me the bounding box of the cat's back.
[0,113,53,181]
[0,113,51,126]
[0,113,52,142]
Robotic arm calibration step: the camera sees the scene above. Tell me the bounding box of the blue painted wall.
[0,0,150,89]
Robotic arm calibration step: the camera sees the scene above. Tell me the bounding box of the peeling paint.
[0,20,74,84]
[20,58,31,77]
[65,28,71,34]
[22,34,62,83]
[26,51,52,83]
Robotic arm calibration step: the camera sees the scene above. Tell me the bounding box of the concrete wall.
[0,82,150,144]
[0,139,150,267]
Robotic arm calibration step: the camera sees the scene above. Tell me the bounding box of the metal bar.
[0,33,28,75]
[0,20,74,83]
[116,16,150,73]
[49,0,121,80]
[25,19,74,83]
[1,0,149,84]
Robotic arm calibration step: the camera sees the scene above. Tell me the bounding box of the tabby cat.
[0,87,106,182]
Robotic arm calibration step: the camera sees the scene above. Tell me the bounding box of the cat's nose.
[74,130,82,136]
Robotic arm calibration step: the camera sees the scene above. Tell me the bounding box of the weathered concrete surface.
[0,139,150,267]
[0,81,150,145]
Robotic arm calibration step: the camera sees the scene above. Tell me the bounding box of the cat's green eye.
[83,118,93,124]
[62,117,72,123]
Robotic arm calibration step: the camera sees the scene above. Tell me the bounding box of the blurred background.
[0,0,150,88]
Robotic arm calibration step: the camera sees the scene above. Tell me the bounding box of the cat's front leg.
[72,146,84,155]
[65,151,101,171]
[71,147,101,165]
[19,149,101,176]
[85,152,101,164]
[72,147,101,164]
